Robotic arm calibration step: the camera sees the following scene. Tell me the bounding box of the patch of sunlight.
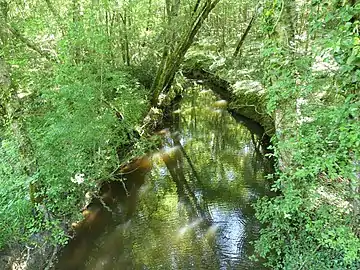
[315,186,351,213]
[233,80,265,95]
[236,69,255,76]
[213,100,228,108]
[199,89,212,95]
[296,98,314,125]
[17,91,32,99]
[294,32,308,42]
[177,218,203,238]
[151,152,164,165]
[209,57,226,70]
[205,224,219,239]
[11,250,30,270]
[311,51,339,74]
[162,194,178,211]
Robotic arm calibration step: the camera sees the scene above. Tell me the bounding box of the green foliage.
[253,1,360,269]
[0,0,164,251]
[0,63,148,248]
[0,137,33,247]
[1,0,360,268]
[1,50,149,247]
[32,65,145,199]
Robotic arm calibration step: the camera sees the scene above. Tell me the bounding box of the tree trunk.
[119,8,131,66]
[233,9,257,58]
[2,23,55,61]
[150,0,221,107]
[72,0,81,63]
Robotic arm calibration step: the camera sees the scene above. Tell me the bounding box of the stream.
[56,86,272,270]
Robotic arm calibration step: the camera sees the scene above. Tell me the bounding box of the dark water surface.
[57,88,272,270]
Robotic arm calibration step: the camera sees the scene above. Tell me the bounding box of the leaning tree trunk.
[1,22,55,61]
[233,4,259,58]
[150,0,221,107]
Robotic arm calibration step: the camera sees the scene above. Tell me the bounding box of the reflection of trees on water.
[151,88,270,269]
[58,87,270,270]
[161,140,212,225]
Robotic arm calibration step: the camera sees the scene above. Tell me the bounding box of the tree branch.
[151,0,221,106]
[4,23,55,61]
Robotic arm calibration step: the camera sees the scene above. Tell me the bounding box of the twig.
[44,245,58,270]
[120,179,130,197]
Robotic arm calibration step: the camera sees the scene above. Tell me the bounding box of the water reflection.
[57,88,271,269]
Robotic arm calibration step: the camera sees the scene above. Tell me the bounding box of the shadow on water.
[55,157,151,270]
[56,87,273,270]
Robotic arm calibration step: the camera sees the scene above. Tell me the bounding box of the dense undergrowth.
[251,2,360,269]
[0,0,359,268]
[0,62,149,248]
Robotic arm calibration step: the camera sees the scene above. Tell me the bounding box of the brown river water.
[56,88,272,270]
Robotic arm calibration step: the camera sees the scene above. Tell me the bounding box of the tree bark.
[150,0,221,107]
[233,8,257,58]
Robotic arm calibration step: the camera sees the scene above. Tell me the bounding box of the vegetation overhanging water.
[1,1,359,269]
[56,88,272,270]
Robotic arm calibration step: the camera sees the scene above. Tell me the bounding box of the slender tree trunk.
[192,0,201,14]
[72,0,81,63]
[124,9,130,66]
[233,10,257,58]
[119,9,131,66]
